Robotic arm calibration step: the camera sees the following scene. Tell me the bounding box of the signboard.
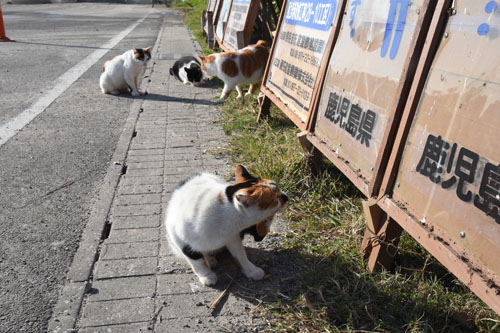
[216,0,232,43]
[385,0,500,314]
[308,0,436,197]
[222,0,260,50]
[261,0,344,129]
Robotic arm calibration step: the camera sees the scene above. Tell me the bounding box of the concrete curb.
[47,13,167,333]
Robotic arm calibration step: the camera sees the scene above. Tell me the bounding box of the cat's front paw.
[198,272,218,286]
[215,97,225,104]
[243,266,265,280]
[131,91,141,97]
[236,94,244,100]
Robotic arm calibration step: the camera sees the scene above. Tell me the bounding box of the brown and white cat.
[199,40,268,103]
[164,165,288,286]
[99,46,152,97]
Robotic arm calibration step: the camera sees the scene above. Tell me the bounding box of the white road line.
[0,12,151,147]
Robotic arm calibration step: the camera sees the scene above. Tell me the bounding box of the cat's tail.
[165,220,184,258]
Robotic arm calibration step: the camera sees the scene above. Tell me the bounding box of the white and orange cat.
[199,40,268,102]
[99,46,152,97]
[165,165,288,286]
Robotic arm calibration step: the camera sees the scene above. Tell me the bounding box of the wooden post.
[201,10,207,36]
[361,198,385,258]
[257,93,271,122]
[297,131,323,175]
[364,209,403,271]
[206,11,214,49]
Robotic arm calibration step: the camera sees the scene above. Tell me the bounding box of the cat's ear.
[235,165,256,183]
[235,192,251,206]
[144,46,152,52]
[133,47,138,53]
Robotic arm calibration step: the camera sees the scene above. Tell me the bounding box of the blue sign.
[284,0,337,31]
[234,0,250,3]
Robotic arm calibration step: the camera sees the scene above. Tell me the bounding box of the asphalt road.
[0,4,164,332]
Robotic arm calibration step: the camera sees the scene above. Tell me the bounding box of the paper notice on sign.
[265,0,339,122]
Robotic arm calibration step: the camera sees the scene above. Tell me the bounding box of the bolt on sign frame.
[259,0,347,131]
[306,0,439,198]
[363,0,500,315]
[214,0,261,51]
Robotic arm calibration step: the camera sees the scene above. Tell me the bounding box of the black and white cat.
[164,165,288,286]
[169,56,204,86]
[100,46,152,97]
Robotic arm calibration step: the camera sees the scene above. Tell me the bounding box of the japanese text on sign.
[279,31,326,53]
[416,134,500,224]
[285,0,337,31]
[323,92,378,148]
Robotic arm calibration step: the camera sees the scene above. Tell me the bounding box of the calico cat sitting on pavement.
[99,46,152,97]
[198,40,268,102]
[169,56,204,86]
[164,165,288,286]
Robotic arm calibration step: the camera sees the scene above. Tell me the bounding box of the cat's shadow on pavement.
[202,240,465,330]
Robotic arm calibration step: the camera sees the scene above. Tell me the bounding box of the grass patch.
[174,1,500,331]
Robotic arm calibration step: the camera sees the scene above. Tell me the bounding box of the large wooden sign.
[373,0,500,315]
[221,0,261,50]
[307,0,437,197]
[260,0,345,130]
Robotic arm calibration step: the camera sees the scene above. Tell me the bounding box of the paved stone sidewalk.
[49,8,302,333]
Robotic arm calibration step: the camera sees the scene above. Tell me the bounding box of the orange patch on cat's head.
[231,165,287,212]
[133,47,152,61]
[199,55,216,71]
[246,183,281,210]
